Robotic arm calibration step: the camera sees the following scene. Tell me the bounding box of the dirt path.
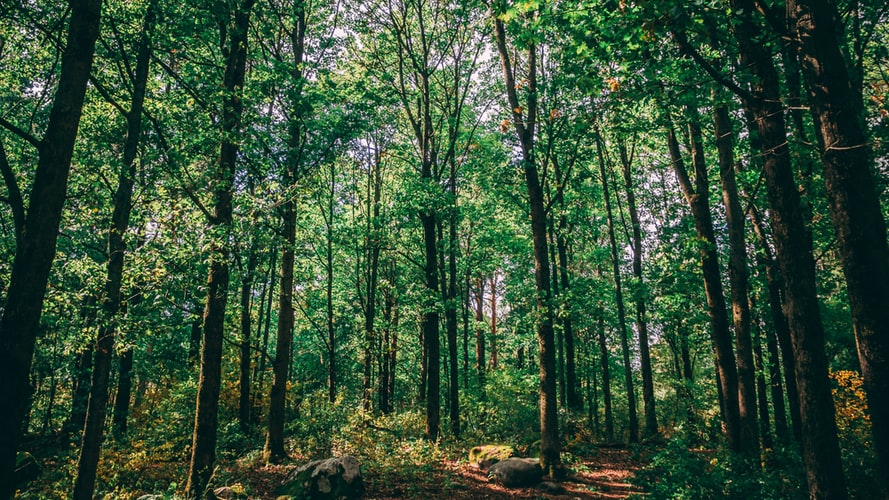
[362,447,647,499]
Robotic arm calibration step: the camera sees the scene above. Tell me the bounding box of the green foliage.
[632,438,806,500]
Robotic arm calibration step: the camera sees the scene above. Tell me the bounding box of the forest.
[1,0,887,498]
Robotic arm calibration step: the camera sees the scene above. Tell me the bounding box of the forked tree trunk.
[713,102,758,456]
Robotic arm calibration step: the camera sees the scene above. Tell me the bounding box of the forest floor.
[232,446,648,499]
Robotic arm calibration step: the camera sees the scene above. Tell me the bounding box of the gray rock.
[212,486,245,499]
[487,457,543,488]
[277,455,364,499]
[539,480,566,494]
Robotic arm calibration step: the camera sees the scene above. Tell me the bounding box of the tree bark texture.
[186,1,254,495]
[0,1,102,494]
[788,0,889,482]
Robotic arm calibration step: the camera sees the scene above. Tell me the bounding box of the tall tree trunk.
[475,277,486,386]
[239,245,258,434]
[618,139,655,435]
[421,210,440,440]
[730,1,847,495]
[788,0,889,482]
[597,308,614,442]
[596,132,637,444]
[0,1,102,493]
[666,109,741,452]
[363,150,383,412]
[548,225,566,408]
[749,205,800,442]
[264,0,304,464]
[446,167,460,437]
[751,295,773,450]
[66,347,93,437]
[112,348,134,439]
[714,103,758,456]
[73,2,152,494]
[493,13,560,471]
[186,1,253,495]
[489,275,498,369]
[326,171,336,404]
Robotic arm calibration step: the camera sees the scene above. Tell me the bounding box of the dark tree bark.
[489,275,498,369]
[493,12,560,472]
[446,163,460,437]
[666,109,741,452]
[788,0,889,482]
[750,295,773,449]
[596,132,637,444]
[112,347,135,439]
[596,308,614,442]
[475,277,486,387]
[728,1,847,495]
[713,103,758,456]
[72,0,153,493]
[618,139,655,436]
[65,347,93,437]
[749,205,800,443]
[0,1,102,493]
[186,1,254,495]
[264,0,304,464]
[238,241,258,434]
[363,147,383,413]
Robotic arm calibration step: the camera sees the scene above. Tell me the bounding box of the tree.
[186,0,255,495]
[787,0,889,482]
[0,1,103,493]
[73,2,156,496]
[492,1,560,472]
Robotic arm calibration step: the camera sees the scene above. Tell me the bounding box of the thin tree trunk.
[489,275,498,369]
[714,102,758,456]
[665,109,741,452]
[596,131,637,444]
[597,309,614,443]
[618,139,655,435]
[749,205,800,442]
[751,294,772,450]
[186,2,253,495]
[239,245,258,434]
[0,1,102,492]
[74,2,152,493]
[446,166,460,437]
[475,277,486,387]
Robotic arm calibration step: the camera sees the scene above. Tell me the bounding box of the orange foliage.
[831,370,870,441]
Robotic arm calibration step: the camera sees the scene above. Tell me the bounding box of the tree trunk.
[239,246,258,434]
[788,0,889,482]
[264,0,303,464]
[421,211,440,441]
[446,169,460,437]
[489,275,498,369]
[475,277,486,387]
[493,13,560,471]
[749,205,800,442]
[597,309,614,442]
[666,109,741,452]
[596,132,637,444]
[618,139,655,435]
[0,1,102,493]
[112,348,134,439]
[186,1,253,495]
[751,295,773,450]
[730,1,847,494]
[73,2,152,494]
[713,103,758,456]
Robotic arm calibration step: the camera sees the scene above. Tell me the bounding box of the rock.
[487,457,543,488]
[539,481,566,494]
[212,486,245,499]
[277,455,364,499]
[469,445,516,470]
